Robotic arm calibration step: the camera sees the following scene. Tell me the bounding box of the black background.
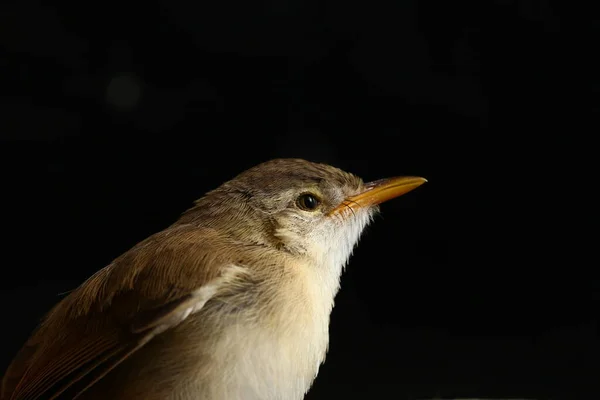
[1,1,597,399]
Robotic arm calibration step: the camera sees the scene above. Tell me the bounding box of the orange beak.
[329,176,427,215]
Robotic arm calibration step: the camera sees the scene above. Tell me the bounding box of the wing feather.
[2,226,251,400]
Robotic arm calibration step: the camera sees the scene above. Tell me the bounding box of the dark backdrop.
[1,1,596,399]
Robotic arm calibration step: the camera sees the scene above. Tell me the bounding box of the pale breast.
[189,268,332,400]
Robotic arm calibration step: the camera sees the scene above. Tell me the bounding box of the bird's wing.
[1,226,252,400]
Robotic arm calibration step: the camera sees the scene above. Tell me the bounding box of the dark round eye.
[296,193,321,211]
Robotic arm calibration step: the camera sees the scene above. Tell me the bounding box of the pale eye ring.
[296,193,321,211]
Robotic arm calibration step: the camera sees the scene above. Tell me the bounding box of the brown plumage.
[1,159,425,400]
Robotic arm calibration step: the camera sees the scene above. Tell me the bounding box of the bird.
[1,158,426,400]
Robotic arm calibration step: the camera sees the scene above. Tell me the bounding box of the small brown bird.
[1,158,426,400]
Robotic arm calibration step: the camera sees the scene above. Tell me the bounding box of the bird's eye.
[296,193,321,211]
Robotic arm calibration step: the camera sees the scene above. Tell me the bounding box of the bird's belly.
[181,318,329,400]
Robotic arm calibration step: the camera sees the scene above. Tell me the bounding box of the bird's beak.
[329,176,427,216]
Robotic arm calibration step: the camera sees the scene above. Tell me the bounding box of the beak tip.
[411,177,428,187]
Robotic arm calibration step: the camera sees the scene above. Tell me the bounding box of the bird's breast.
[181,263,334,400]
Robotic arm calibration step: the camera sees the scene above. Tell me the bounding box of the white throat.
[304,207,376,304]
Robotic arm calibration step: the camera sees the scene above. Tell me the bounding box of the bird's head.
[179,159,426,273]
